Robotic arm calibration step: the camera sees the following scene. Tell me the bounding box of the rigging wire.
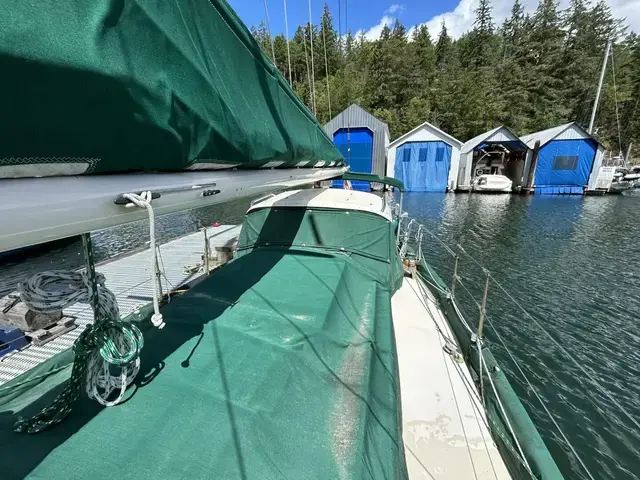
[337,0,342,47]
[489,276,640,434]
[344,0,351,166]
[307,0,317,114]
[301,18,314,113]
[262,0,277,68]
[455,235,640,456]
[283,0,293,85]
[610,45,623,156]
[321,11,332,118]
[485,315,596,480]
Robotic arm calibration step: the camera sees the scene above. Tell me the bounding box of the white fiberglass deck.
[392,275,511,479]
[0,224,241,385]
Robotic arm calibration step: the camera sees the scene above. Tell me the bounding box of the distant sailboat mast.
[588,38,612,135]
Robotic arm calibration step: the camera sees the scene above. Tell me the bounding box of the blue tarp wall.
[394,141,452,192]
[332,127,373,191]
[534,139,596,195]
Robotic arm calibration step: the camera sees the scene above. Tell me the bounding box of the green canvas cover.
[238,206,404,293]
[0,0,343,178]
[0,209,407,478]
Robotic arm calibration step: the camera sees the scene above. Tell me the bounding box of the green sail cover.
[0,206,406,478]
[0,0,343,178]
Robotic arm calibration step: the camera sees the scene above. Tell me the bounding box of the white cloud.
[358,0,639,42]
[354,15,395,41]
[608,0,640,34]
[386,4,404,15]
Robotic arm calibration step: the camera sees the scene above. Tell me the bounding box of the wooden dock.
[0,225,241,385]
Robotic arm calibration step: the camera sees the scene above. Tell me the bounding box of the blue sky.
[228,0,456,37]
[228,0,638,40]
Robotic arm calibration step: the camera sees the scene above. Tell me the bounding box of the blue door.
[394,141,452,192]
[331,127,373,191]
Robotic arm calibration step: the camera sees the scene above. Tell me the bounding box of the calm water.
[402,191,640,480]
[0,197,255,298]
[1,190,639,478]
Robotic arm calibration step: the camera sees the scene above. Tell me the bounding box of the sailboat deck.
[0,224,242,385]
[392,275,511,479]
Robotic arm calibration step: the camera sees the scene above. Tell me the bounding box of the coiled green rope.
[13,272,144,434]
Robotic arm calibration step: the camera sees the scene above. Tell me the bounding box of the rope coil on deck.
[13,191,166,433]
[14,271,144,433]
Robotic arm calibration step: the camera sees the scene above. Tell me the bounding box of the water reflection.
[401,192,640,480]
[0,196,255,296]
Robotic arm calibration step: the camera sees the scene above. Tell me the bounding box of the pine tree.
[362,20,412,117]
[391,20,407,40]
[248,2,638,153]
[562,0,602,124]
[496,1,530,131]
[474,0,494,34]
[411,25,436,95]
[521,0,567,130]
[318,4,341,77]
[380,24,392,42]
[273,35,289,78]
[255,21,271,56]
[463,0,497,68]
[388,21,412,108]
[623,34,640,160]
[501,0,525,59]
[435,22,452,69]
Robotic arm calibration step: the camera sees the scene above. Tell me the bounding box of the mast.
[588,39,612,135]
[624,142,633,168]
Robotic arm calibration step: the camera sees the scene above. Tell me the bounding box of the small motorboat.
[472,174,513,193]
[623,167,640,188]
[609,169,632,194]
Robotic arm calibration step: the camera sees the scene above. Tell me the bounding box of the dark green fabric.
[238,207,392,260]
[0,0,342,177]
[237,207,403,294]
[341,173,405,191]
[0,248,406,479]
[417,260,563,480]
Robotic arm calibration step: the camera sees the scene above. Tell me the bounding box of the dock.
[0,224,241,385]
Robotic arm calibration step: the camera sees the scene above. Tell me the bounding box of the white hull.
[472,174,513,193]
[473,185,512,193]
[608,181,632,194]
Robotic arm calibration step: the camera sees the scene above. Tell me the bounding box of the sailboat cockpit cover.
[0,0,343,178]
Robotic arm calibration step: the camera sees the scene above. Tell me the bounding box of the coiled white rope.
[122,191,165,329]
[14,191,166,431]
[17,271,143,409]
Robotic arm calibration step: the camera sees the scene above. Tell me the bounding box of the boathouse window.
[402,149,411,162]
[552,155,578,170]
[418,148,428,162]
[435,147,445,162]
